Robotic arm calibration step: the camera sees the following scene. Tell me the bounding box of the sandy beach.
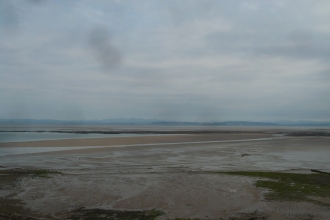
[1,130,330,219]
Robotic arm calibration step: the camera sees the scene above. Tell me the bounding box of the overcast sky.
[1,0,330,122]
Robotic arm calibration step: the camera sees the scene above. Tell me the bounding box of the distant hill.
[0,118,158,125]
[207,121,278,126]
[0,119,329,126]
[274,120,330,126]
[150,121,278,126]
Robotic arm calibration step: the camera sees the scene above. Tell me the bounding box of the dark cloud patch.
[289,30,313,45]
[254,44,325,60]
[205,31,257,55]
[206,28,330,62]
[124,67,171,89]
[88,27,121,70]
[163,0,236,25]
[28,0,46,4]
[253,31,330,60]
[0,0,47,34]
[0,1,19,30]
[0,0,45,23]
[316,69,330,81]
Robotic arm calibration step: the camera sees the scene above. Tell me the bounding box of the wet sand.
[1,132,330,219]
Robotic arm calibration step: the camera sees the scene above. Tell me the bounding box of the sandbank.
[0,133,272,148]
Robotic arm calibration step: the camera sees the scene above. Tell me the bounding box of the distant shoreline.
[1,119,330,126]
[0,129,329,137]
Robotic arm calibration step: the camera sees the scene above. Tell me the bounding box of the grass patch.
[222,171,330,205]
[69,208,165,220]
[0,168,62,219]
[223,211,269,220]
[0,168,62,193]
[0,169,165,220]
[171,218,200,220]
[0,168,62,179]
[0,197,39,220]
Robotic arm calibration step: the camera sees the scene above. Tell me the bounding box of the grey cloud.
[1,0,330,121]
[199,1,330,63]
[88,27,121,70]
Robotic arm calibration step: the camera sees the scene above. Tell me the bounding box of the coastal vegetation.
[1,168,330,219]
[0,168,62,219]
[69,208,164,220]
[222,171,330,206]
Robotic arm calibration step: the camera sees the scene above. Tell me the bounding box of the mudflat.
[1,130,330,219]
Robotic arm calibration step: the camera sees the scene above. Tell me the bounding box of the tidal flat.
[0,127,330,219]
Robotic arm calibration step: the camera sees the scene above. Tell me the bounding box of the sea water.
[0,132,143,143]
